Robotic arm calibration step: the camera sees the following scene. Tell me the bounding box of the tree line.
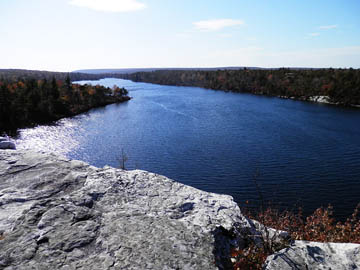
[120,68,360,106]
[0,74,129,133]
[0,69,116,82]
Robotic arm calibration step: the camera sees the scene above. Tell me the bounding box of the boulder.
[264,240,360,270]
[0,141,16,150]
[0,150,249,270]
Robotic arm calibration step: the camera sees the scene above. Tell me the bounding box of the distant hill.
[73,67,326,75]
[0,69,108,81]
[73,68,158,74]
[72,67,264,74]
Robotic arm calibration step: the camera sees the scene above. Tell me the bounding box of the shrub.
[230,203,360,269]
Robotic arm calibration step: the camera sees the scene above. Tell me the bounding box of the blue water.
[15,78,360,219]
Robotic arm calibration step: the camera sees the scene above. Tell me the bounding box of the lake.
[14,78,360,219]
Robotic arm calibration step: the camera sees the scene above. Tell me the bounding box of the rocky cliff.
[0,149,359,269]
[0,150,251,269]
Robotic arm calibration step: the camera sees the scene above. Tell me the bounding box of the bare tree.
[118,148,128,170]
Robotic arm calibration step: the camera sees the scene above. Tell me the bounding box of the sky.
[1,0,360,71]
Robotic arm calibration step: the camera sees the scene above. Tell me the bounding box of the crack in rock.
[1,150,359,270]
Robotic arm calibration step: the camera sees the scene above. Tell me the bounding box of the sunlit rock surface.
[308,95,331,104]
[1,150,359,269]
[0,150,248,269]
[264,240,360,270]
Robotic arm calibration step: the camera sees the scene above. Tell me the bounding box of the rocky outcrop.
[0,137,15,150]
[1,149,359,269]
[264,240,360,270]
[0,150,250,269]
[308,95,330,104]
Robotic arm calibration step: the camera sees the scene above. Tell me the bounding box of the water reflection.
[12,78,360,220]
[15,115,86,156]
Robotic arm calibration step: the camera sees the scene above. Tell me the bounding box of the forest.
[2,67,359,132]
[0,69,114,82]
[0,71,129,133]
[120,68,360,106]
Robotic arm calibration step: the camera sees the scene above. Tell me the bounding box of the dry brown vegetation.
[231,203,360,269]
[122,68,360,106]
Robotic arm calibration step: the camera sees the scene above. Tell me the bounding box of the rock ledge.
[1,150,359,269]
[0,150,248,269]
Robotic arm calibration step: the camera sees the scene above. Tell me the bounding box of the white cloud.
[69,0,146,12]
[319,25,338,30]
[308,32,320,37]
[193,19,244,31]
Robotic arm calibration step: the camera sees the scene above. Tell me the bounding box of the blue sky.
[1,0,359,71]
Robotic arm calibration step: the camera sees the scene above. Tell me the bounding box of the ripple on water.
[16,117,84,156]
[13,78,360,220]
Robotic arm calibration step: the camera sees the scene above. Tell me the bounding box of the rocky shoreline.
[0,137,15,150]
[0,149,359,269]
[277,94,360,108]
